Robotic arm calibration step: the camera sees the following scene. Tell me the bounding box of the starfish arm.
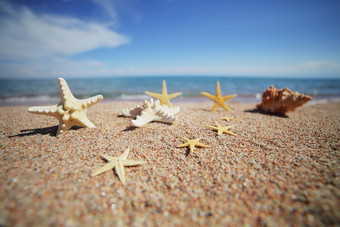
[71,111,96,128]
[161,99,171,106]
[220,117,229,122]
[201,92,217,101]
[28,105,60,117]
[57,121,74,136]
[177,142,190,148]
[115,160,126,184]
[119,148,130,160]
[162,80,168,95]
[216,81,222,97]
[145,92,170,106]
[167,92,182,99]
[214,121,221,127]
[189,144,195,152]
[207,126,218,131]
[79,95,103,108]
[211,103,220,112]
[196,142,209,148]
[145,92,163,100]
[225,131,237,136]
[222,94,237,101]
[217,129,224,135]
[219,102,232,112]
[58,78,77,104]
[220,117,237,122]
[122,160,146,166]
[91,161,115,177]
[100,154,115,161]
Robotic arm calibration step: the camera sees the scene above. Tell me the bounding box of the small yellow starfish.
[28,78,103,136]
[201,81,237,112]
[207,121,237,136]
[220,117,237,123]
[91,148,146,185]
[177,137,209,153]
[145,80,182,107]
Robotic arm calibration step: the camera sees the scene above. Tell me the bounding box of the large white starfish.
[28,78,103,136]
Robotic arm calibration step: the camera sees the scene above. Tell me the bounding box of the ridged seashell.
[256,85,312,114]
[122,98,180,127]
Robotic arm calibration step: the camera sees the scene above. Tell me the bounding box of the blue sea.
[0,76,339,106]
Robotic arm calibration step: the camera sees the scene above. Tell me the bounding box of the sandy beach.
[0,101,339,226]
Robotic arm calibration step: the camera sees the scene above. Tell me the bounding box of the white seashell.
[122,105,144,118]
[122,98,180,127]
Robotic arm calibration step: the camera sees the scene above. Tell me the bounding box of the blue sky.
[0,0,339,78]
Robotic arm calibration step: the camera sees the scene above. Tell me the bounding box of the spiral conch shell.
[256,85,312,114]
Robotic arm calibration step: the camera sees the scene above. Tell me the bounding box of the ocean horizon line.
[1,76,339,106]
[1,93,339,107]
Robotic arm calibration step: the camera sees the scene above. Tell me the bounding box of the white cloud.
[0,57,106,78]
[0,1,129,60]
[91,0,118,24]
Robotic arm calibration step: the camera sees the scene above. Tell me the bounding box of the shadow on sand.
[122,126,137,132]
[244,109,289,118]
[9,126,82,137]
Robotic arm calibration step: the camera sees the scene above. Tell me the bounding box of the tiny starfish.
[145,80,182,107]
[220,117,237,123]
[207,121,237,136]
[177,137,209,153]
[28,78,103,136]
[201,81,237,112]
[91,148,146,185]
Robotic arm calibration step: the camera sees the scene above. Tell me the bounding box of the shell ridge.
[123,98,180,127]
